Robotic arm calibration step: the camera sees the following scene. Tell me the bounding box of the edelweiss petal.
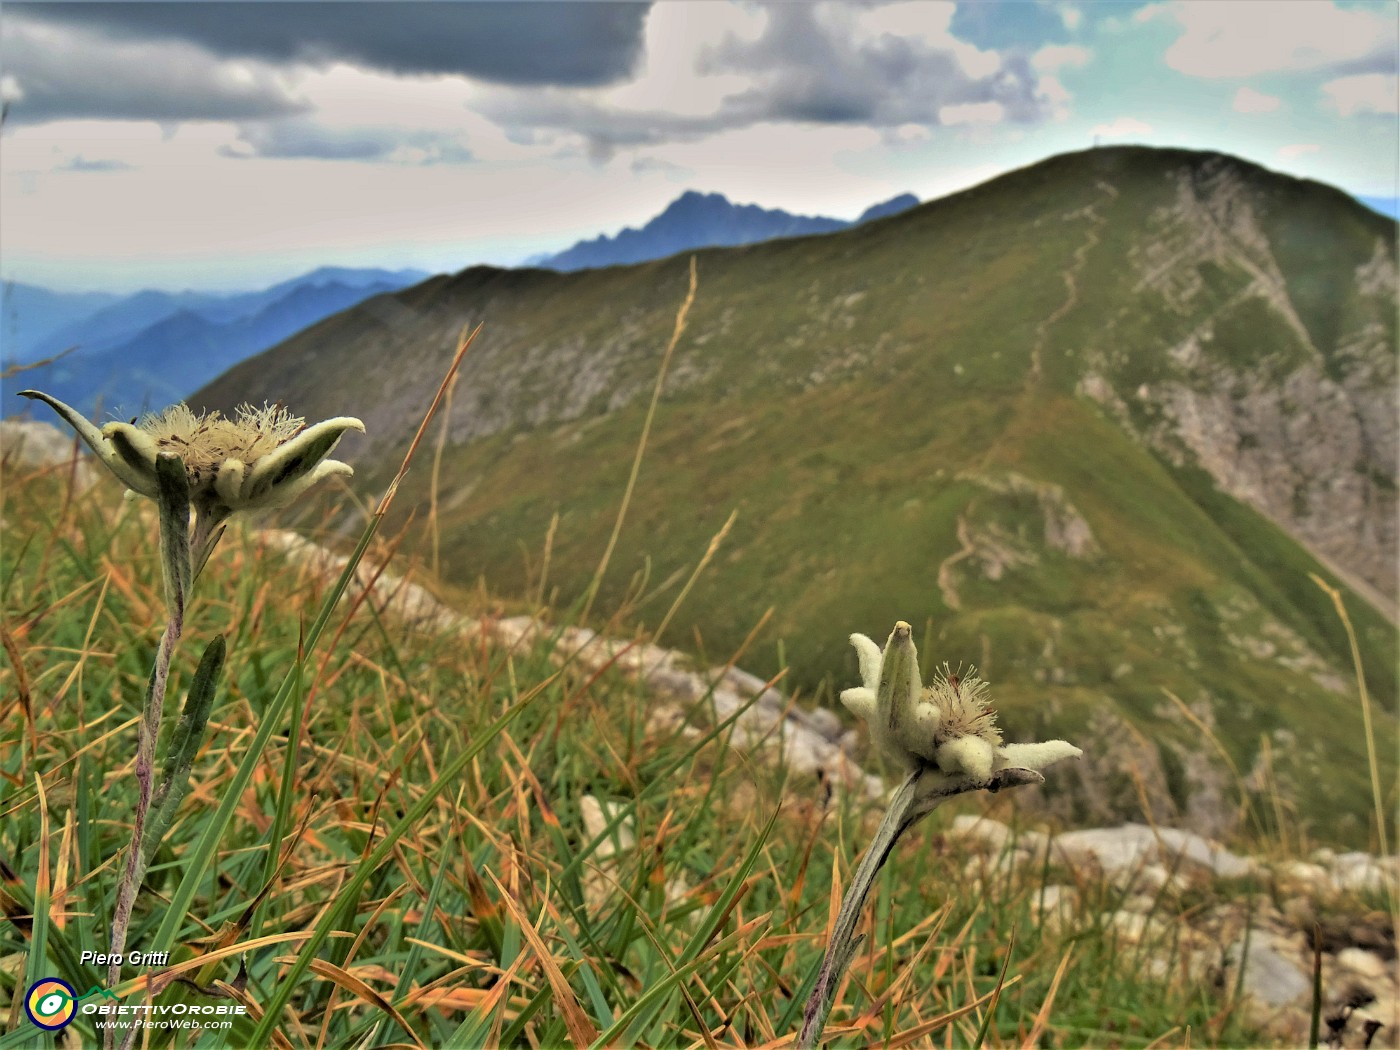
[19,389,364,521]
[850,633,883,691]
[243,458,354,512]
[241,416,364,506]
[213,459,247,508]
[935,735,996,785]
[17,390,160,497]
[841,622,941,770]
[842,620,1081,785]
[102,422,163,497]
[993,740,1083,773]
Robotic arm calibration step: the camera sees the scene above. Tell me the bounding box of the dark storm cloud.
[13,3,650,86]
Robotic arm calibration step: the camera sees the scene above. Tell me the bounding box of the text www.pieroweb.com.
[85,1003,245,1031]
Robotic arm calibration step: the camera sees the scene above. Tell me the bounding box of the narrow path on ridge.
[1026,179,1118,386]
[976,178,1118,478]
[946,182,1120,614]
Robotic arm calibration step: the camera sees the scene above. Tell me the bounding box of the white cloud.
[1031,44,1091,74]
[480,0,1055,159]
[1090,117,1153,137]
[885,122,932,146]
[939,101,1005,126]
[1322,73,1399,116]
[1060,6,1084,32]
[609,3,761,116]
[1038,75,1071,108]
[628,121,895,216]
[1278,143,1321,159]
[1232,86,1282,113]
[1149,1,1394,78]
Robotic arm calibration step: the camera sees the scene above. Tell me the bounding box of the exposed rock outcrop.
[948,814,1399,1049]
[1098,157,1399,609]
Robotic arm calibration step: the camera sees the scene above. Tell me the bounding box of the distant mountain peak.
[533,189,919,272]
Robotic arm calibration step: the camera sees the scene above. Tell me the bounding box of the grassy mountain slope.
[196,146,1397,844]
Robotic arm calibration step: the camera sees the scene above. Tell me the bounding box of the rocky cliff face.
[1083,156,1397,610]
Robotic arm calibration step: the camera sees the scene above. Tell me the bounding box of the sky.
[2,0,1397,293]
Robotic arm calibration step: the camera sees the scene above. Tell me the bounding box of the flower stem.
[105,612,181,1047]
[105,454,192,1050]
[799,771,923,1049]
[797,766,1047,1048]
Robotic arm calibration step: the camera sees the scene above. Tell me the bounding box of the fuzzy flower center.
[140,403,305,477]
[927,665,1003,747]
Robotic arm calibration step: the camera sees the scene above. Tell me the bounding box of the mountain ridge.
[4,267,429,418]
[194,144,1397,843]
[533,188,919,271]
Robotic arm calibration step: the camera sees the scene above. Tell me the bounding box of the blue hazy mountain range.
[3,267,429,419]
[531,189,921,271]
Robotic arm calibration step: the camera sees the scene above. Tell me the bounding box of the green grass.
[2,455,1357,1049]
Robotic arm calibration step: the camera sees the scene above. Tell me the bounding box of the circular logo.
[25,978,77,1031]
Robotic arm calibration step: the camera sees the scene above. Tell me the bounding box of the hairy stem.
[797,766,1046,1048]
[106,455,191,1050]
[799,771,923,1049]
[105,611,181,1048]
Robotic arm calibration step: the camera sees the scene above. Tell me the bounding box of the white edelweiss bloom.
[842,621,1081,785]
[19,390,364,517]
[840,621,942,770]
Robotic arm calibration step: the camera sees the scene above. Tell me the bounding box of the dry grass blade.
[376,323,481,517]
[582,256,698,621]
[1310,573,1391,860]
[879,975,1023,1050]
[651,508,737,649]
[1144,1025,1187,1049]
[1020,945,1074,1049]
[487,870,600,1046]
[428,370,459,577]
[135,931,349,997]
[0,617,35,756]
[854,908,952,1024]
[0,343,78,379]
[279,955,429,1050]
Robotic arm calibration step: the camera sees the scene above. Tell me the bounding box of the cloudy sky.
[2,1,1396,292]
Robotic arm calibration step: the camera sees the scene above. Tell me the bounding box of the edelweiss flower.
[841,621,1081,784]
[19,390,363,518]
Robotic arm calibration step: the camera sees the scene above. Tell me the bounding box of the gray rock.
[1,419,98,489]
[1053,822,1256,879]
[1232,928,1311,1008]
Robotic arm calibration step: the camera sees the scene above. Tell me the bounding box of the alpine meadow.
[5,141,1398,1049]
[197,145,1398,844]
